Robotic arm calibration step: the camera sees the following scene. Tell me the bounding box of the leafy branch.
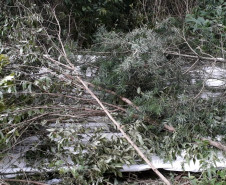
[43,10,171,185]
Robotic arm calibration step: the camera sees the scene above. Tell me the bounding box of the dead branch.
[164,51,226,62]
[77,76,172,185]
[201,138,226,152]
[183,58,199,74]
[45,51,226,152]
[52,8,74,69]
[86,82,140,111]
[9,92,126,112]
[71,50,226,62]
[1,113,50,131]
[43,55,74,71]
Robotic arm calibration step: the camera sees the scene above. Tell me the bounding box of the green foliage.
[47,125,136,184]
[185,0,226,55]
[93,27,185,97]
[0,1,55,159]
[0,54,10,72]
[187,168,226,185]
[0,55,15,98]
[92,24,226,162]
[0,2,138,184]
[42,0,200,47]
[56,0,135,47]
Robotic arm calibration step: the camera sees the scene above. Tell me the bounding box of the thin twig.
[86,82,140,111]
[165,51,226,62]
[183,58,199,74]
[52,8,74,69]
[8,92,125,111]
[182,27,198,56]
[43,55,74,71]
[1,113,49,131]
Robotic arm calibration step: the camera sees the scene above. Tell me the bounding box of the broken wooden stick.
[77,76,172,185]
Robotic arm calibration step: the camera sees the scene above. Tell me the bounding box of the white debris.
[205,79,225,87]
[190,66,226,88]
[122,151,226,172]
[76,55,99,64]
[46,178,62,184]
[202,66,226,79]
[189,65,226,99]
[38,67,52,74]
[200,91,222,99]
[86,67,92,77]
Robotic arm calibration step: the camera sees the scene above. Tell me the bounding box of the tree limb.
[165,51,226,62]
[77,76,172,185]
[49,11,171,184]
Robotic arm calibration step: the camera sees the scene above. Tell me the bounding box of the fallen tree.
[0,1,225,184]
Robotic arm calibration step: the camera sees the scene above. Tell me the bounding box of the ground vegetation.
[0,0,226,184]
